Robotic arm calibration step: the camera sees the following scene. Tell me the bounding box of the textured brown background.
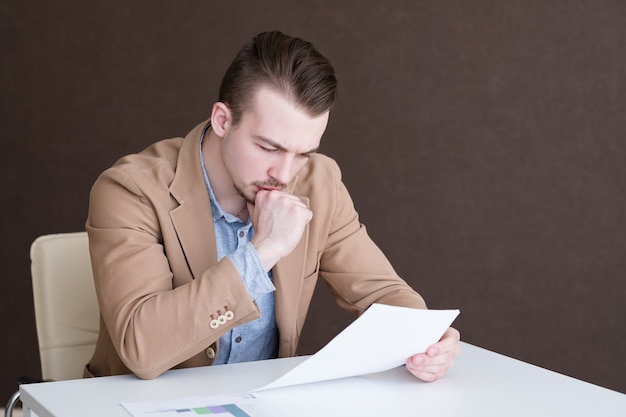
[1,0,625,398]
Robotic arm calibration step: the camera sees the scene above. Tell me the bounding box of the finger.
[406,355,456,382]
[278,192,307,206]
[405,361,448,382]
[278,192,301,200]
[275,192,311,216]
[409,351,451,367]
[253,189,270,205]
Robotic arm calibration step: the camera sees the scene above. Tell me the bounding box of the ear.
[210,102,231,137]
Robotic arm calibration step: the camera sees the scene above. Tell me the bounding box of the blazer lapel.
[273,187,310,348]
[169,121,219,281]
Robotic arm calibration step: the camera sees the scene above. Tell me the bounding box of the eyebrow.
[256,135,319,156]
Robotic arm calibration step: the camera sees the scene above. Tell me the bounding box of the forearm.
[114,266,260,379]
[86,169,261,378]
[320,198,427,315]
[88,226,261,378]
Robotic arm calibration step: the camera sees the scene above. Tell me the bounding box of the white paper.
[257,304,459,390]
[123,393,284,417]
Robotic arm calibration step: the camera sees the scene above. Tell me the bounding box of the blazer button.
[210,319,220,329]
[206,347,216,359]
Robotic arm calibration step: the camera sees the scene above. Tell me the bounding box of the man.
[85,31,460,381]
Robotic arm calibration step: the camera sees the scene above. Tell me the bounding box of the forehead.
[239,86,329,152]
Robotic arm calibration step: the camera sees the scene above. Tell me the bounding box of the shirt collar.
[198,122,247,224]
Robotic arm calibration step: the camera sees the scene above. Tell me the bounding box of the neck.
[202,129,247,217]
[235,205,249,222]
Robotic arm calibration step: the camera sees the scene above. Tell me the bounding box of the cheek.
[221,138,248,180]
[225,145,267,180]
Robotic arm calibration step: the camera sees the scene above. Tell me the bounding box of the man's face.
[221,87,329,203]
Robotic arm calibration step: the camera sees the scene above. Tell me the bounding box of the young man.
[85,31,460,381]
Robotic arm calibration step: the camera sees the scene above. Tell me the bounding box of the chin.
[235,185,256,204]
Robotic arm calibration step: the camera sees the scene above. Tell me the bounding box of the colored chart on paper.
[123,395,277,417]
[149,404,250,416]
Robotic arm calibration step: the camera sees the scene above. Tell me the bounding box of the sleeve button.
[206,347,216,359]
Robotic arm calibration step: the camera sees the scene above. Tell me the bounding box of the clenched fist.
[249,189,312,271]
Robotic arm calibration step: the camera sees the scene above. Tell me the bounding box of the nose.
[268,154,295,185]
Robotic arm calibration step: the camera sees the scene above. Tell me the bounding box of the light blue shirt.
[199,136,278,364]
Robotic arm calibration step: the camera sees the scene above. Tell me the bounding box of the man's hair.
[218,31,338,125]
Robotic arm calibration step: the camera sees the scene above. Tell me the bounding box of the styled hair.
[218,31,338,125]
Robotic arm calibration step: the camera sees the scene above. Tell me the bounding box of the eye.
[259,145,279,153]
[300,149,317,159]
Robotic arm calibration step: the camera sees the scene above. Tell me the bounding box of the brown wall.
[2,0,625,398]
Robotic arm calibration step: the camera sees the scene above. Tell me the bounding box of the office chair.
[5,232,100,417]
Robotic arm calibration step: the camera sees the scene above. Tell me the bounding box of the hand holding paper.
[406,326,462,381]
[258,304,460,391]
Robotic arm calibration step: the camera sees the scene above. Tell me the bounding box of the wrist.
[252,239,282,272]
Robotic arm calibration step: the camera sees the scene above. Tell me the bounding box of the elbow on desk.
[132,368,165,380]
[116,346,177,380]
[118,343,211,380]
[122,356,171,380]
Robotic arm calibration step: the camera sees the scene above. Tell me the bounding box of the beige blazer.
[85,120,426,379]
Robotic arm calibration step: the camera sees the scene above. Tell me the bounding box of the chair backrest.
[30,232,100,381]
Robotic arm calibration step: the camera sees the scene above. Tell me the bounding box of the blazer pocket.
[302,251,322,281]
[300,251,322,300]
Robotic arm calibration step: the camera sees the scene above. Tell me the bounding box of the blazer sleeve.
[315,159,427,315]
[86,163,260,379]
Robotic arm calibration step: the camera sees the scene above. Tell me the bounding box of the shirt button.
[235,336,242,343]
[239,231,244,238]
[206,347,216,359]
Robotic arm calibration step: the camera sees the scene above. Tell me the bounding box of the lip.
[257,186,279,192]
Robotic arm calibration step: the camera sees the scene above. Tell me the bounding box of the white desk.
[20,342,625,417]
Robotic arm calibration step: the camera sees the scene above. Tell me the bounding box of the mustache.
[254,180,286,190]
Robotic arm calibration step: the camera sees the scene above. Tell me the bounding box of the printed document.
[258,304,459,390]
